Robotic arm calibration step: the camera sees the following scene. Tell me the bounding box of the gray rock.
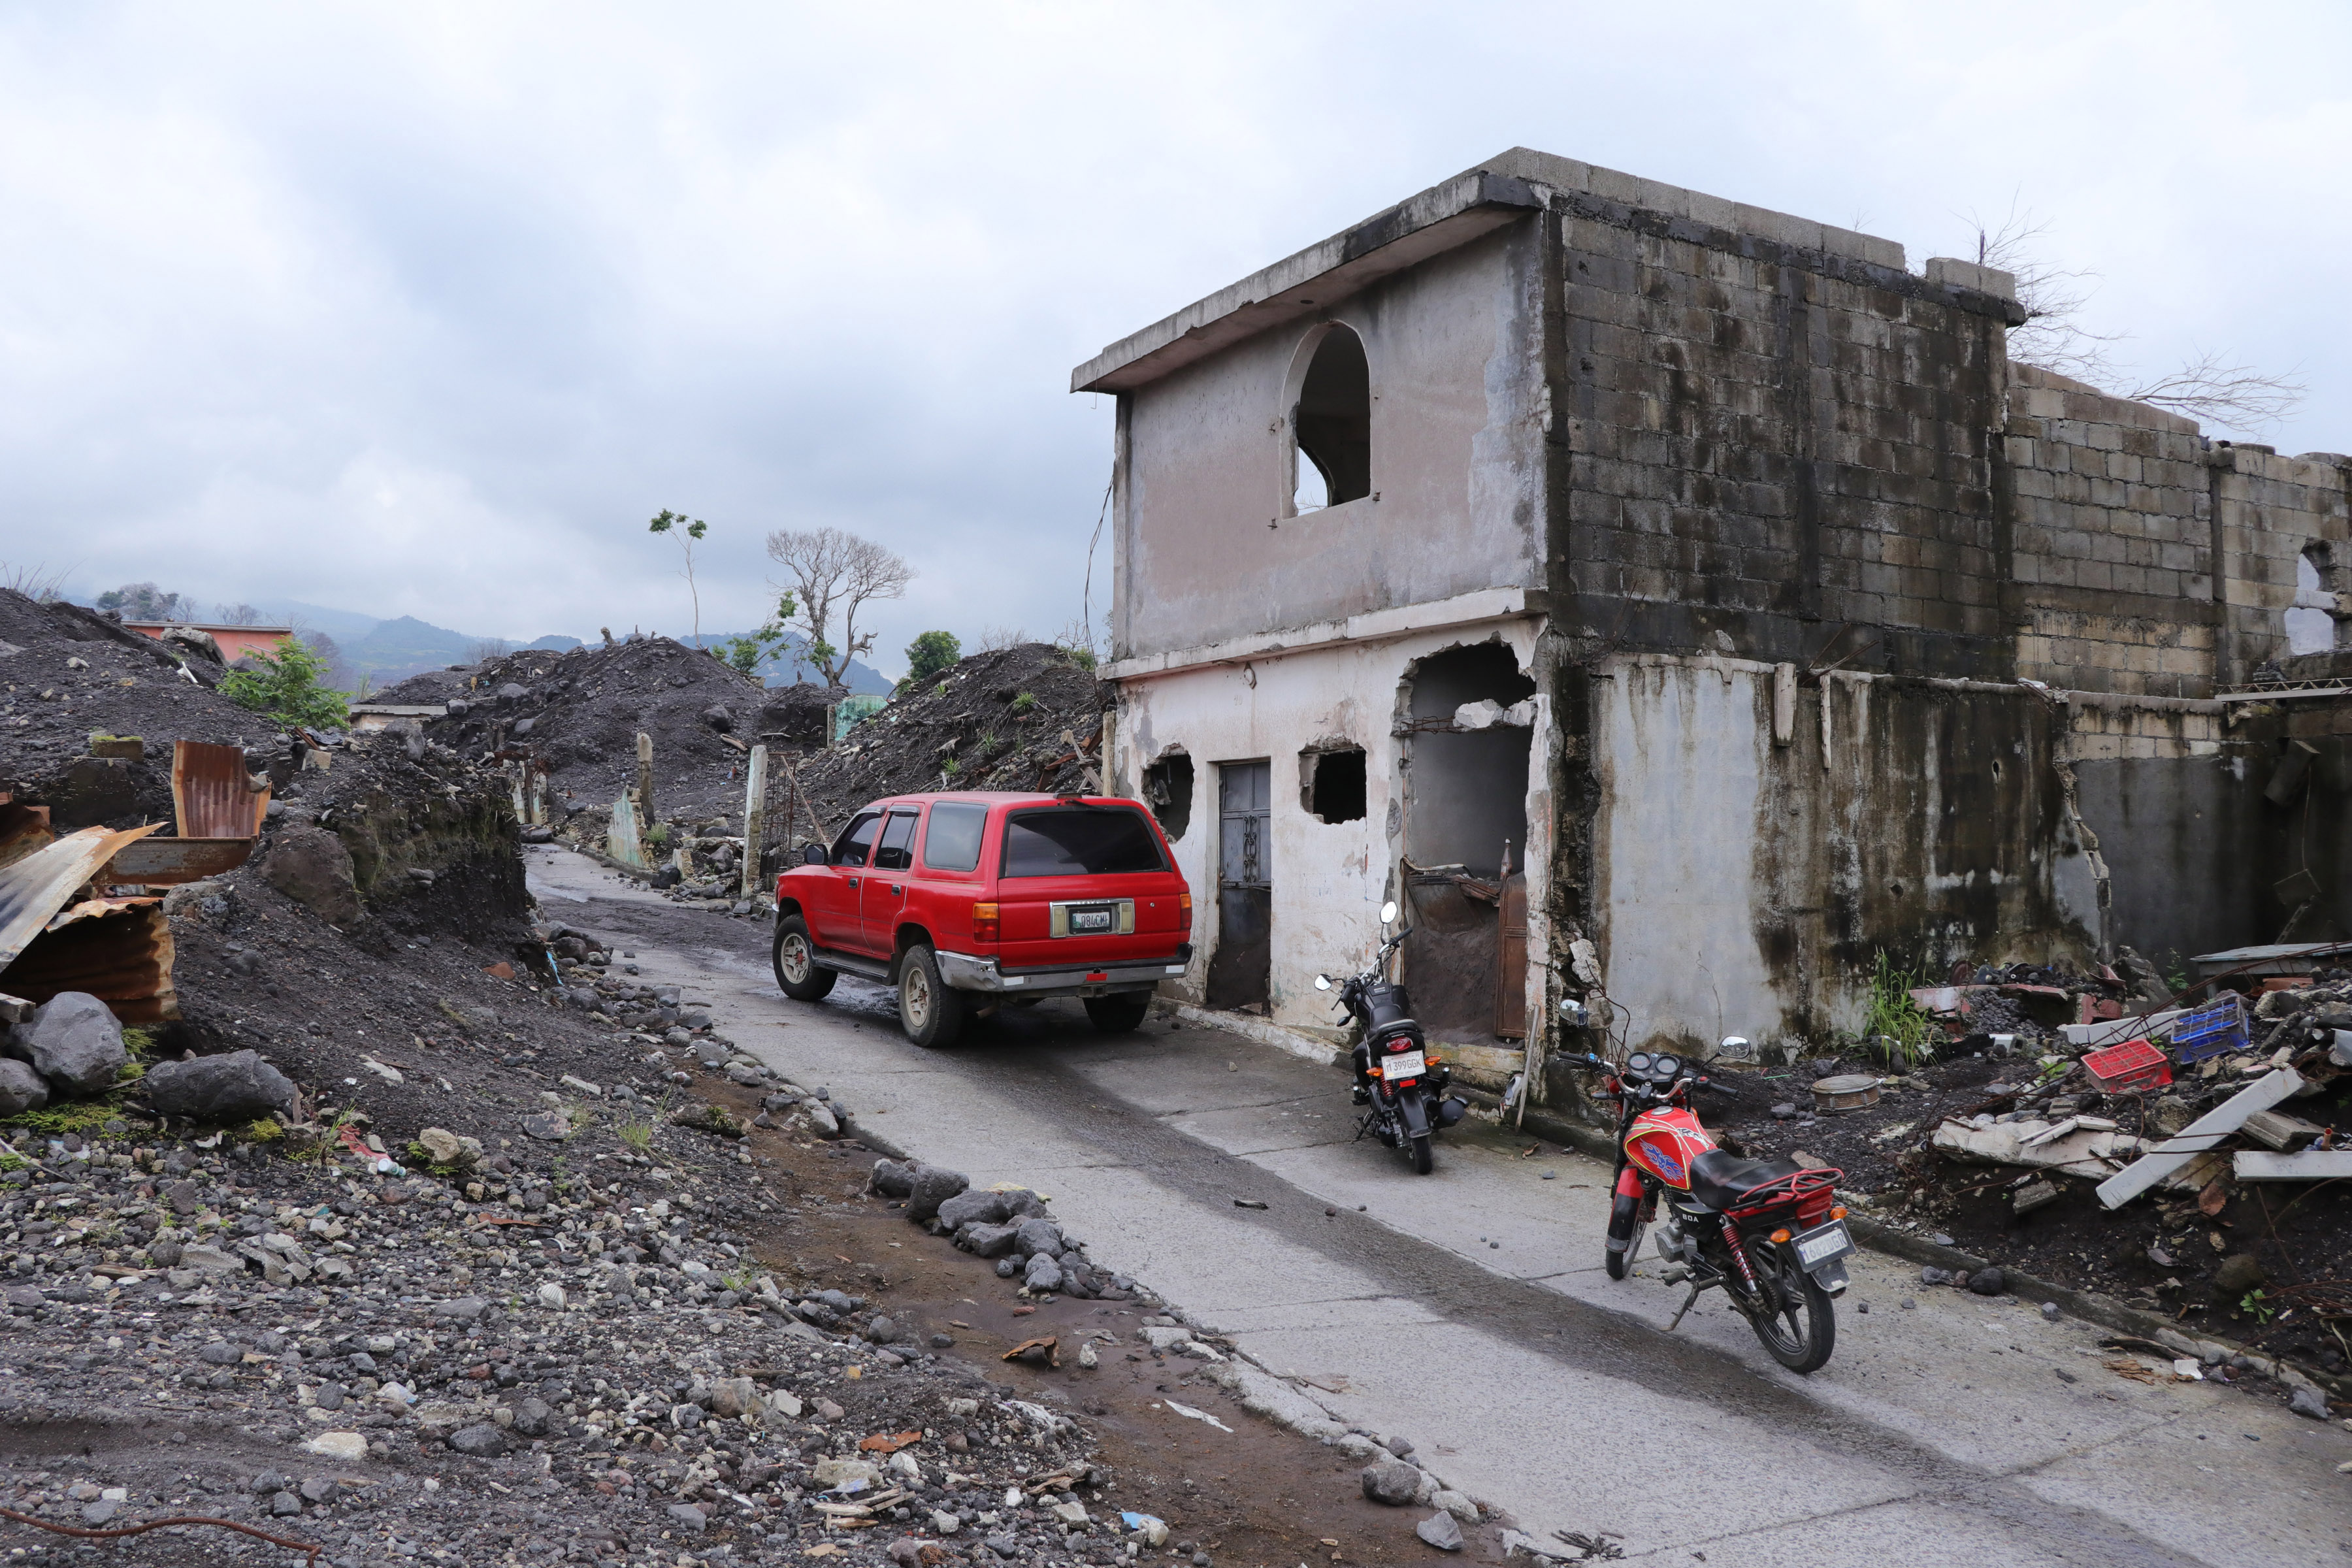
[521,1113,571,1141]
[511,1396,552,1436]
[995,1257,1021,1278]
[961,1222,1022,1258]
[866,1316,898,1345]
[433,1296,490,1321]
[314,1383,346,1412]
[199,1341,242,1365]
[258,826,361,926]
[82,1499,120,1526]
[1382,1435,1414,1458]
[0,1059,47,1115]
[1918,1266,1953,1287]
[870,1160,917,1199]
[668,1503,708,1533]
[4,992,126,1094]
[2290,1385,2329,1420]
[142,1050,297,1121]
[1362,1460,1421,1506]
[938,1186,1043,1230]
[2213,1254,2265,1296]
[983,1535,1020,1559]
[269,1490,302,1516]
[1014,1217,1064,1258]
[1024,1252,1064,1293]
[907,1164,971,1222]
[1966,1267,2006,1296]
[702,704,734,733]
[447,1423,508,1457]
[1771,1102,1796,1119]
[706,1377,759,1418]
[1416,1512,1463,1552]
[2039,1301,2062,1322]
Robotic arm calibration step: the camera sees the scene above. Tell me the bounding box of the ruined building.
[1073,148,2351,1100]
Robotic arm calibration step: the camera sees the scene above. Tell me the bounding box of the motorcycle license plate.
[1793,1219,1855,1271]
[1382,1049,1425,1081]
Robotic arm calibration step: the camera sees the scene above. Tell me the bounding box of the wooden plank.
[2095,1069,2306,1208]
[101,837,256,886]
[2234,1149,2352,1182]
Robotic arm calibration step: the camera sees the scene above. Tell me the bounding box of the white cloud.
[0,2,2345,668]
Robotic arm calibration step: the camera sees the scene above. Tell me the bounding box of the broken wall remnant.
[1080,146,2352,1098]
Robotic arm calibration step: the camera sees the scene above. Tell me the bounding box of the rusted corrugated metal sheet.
[6,900,178,1023]
[101,837,256,885]
[0,824,164,975]
[172,740,269,839]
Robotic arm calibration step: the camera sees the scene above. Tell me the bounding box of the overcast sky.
[2,3,2345,673]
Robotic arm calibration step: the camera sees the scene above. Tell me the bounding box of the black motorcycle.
[1316,900,1469,1174]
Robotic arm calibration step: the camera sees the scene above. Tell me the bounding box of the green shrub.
[1860,949,1938,1070]
[219,638,350,731]
[903,630,961,687]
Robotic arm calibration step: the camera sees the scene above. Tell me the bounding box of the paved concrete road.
[531,847,2350,1567]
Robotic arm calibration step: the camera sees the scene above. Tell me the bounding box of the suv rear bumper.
[938,947,1190,998]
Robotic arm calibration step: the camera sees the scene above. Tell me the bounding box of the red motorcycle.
[1565,1041,1853,1374]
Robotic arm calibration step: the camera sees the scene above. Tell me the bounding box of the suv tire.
[772,916,837,1002]
[1083,993,1151,1034]
[898,944,965,1048]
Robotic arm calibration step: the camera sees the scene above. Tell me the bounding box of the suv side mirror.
[802,843,829,866]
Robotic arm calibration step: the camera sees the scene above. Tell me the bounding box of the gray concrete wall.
[1115,227,1546,661]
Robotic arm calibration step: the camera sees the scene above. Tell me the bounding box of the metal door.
[1206,761,1271,1010]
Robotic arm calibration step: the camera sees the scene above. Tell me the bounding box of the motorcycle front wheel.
[1409,1134,1433,1175]
[1745,1244,1836,1374]
[1604,1193,1644,1281]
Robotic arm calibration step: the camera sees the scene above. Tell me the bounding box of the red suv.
[770,792,1193,1047]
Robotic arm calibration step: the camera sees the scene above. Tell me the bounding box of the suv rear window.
[1001,806,1167,878]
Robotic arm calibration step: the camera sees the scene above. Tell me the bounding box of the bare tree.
[304,630,357,691]
[763,526,913,687]
[468,637,512,666]
[214,602,264,625]
[1972,204,2304,433]
[0,563,69,603]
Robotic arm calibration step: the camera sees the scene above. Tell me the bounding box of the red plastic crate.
[2083,1036,2172,1093]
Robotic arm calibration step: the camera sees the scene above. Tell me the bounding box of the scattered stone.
[1967,1267,2006,1296]
[0,1058,48,1115]
[2214,1254,2266,1296]
[1918,1266,1952,1287]
[142,1049,298,1120]
[3,990,127,1094]
[2040,1301,2062,1322]
[2291,1386,2330,1420]
[304,1432,368,1461]
[667,1502,709,1533]
[1361,1460,1421,1506]
[520,1112,572,1141]
[1416,1511,1465,1551]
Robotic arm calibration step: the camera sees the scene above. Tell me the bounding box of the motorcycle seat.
[1688,1149,1805,1212]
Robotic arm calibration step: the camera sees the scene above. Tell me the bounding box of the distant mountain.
[679,632,894,694]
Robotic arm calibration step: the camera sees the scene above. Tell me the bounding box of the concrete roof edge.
[1069,167,1541,394]
[1471,146,1909,272]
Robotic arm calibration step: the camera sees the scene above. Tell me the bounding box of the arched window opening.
[1293,326,1371,511]
[2286,542,2338,656]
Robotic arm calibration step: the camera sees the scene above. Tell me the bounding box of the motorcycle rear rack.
[1723,1166,1845,1220]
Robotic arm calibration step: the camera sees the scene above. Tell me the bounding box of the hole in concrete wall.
[2287,544,2338,656]
[1403,644,1535,876]
[1301,745,1367,824]
[1143,753,1194,841]
[1293,326,1370,510]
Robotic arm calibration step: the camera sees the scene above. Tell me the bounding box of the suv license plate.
[1383,1049,1426,1080]
[1068,907,1114,934]
[1793,1220,1854,1270]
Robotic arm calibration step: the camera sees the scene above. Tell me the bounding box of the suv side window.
[921,800,988,873]
[832,812,882,868]
[872,809,919,872]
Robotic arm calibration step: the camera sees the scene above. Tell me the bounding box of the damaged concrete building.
[1073,146,2352,1102]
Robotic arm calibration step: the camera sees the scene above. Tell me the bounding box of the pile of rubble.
[790,644,1109,835]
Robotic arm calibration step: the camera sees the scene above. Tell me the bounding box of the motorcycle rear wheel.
[1409,1134,1433,1175]
[1745,1245,1836,1373]
[1604,1193,1644,1281]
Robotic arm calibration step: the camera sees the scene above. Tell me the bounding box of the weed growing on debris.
[1860,949,1938,1069]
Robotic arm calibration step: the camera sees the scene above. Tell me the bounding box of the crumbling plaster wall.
[1113,621,1548,1076]
[1113,228,1545,661]
[1587,654,2099,1056]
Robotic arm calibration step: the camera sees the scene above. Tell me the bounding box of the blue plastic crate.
[2172,996,2249,1063]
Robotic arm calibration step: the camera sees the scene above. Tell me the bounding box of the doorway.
[1207,760,1271,1011]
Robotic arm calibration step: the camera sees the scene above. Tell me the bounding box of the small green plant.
[120,1026,155,1062]
[616,1113,655,1154]
[220,637,350,730]
[720,591,800,678]
[2163,949,2191,996]
[1861,949,1938,1070]
[940,758,960,779]
[645,824,671,849]
[1010,691,1037,715]
[2240,1288,2275,1324]
[243,1117,284,1144]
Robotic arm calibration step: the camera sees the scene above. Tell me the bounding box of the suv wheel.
[898,945,965,1048]
[1083,993,1151,1034]
[772,916,836,1002]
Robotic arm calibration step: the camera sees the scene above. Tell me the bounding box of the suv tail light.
[972,902,1000,941]
[1179,892,1192,928]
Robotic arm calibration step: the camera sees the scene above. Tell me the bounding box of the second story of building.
[1077,148,2349,696]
